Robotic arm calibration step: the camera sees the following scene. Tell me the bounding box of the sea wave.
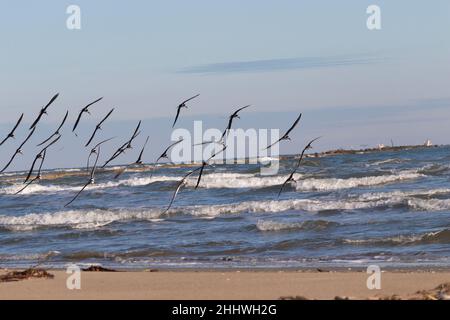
[0,198,401,230]
[0,168,426,195]
[342,229,450,245]
[256,219,338,231]
[295,171,423,191]
[0,175,180,195]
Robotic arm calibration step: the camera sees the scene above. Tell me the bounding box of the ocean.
[1,146,449,269]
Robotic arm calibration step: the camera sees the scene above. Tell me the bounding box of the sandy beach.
[0,269,449,300]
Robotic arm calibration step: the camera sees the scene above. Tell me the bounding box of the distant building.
[424,139,433,147]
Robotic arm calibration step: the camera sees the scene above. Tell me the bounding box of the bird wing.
[180,94,200,105]
[41,134,61,151]
[73,98,103,132]
[10,113,24,134]
[163,180,185,213]
[160,139,183,159]
[29,93,59,130]
[64,181,90,207]
[42,93,59,112]
[163,168,200,213]
[2,113,24,145]
[84,97,103,109]
[24,155,39,183]
[98,108,115,127]
[294,137,321,168]
[90,146,100,178]
[36,133,57,147]
[85,126,100,147]
[37,150,47,174]
[194,163,207,189]
[221,117,234,139]
[37,112,67,147]
[1,128,36,173]
[283,113,302,137]
[172,107,182,128]
[277,172,295,198]
[19,127,36,149]
[0,152,18,173]
[72,110,84,132]
[136,136,150,164]
[15,177,37,195]
[0,136,8,146]
[93,137,115,149]
[29,111,43,130]
[20,150,46,192]
[231,105,251,117]
[130,120,141,140]
[263,137,284,151]
[65,149,99,207]
[113,166,128,180]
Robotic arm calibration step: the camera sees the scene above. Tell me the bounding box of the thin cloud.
[178,54,383,74]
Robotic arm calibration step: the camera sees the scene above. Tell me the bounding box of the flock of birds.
[0,93,319,212]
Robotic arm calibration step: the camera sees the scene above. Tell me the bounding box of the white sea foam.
[0,208,162,230]
[0,175,180,195]
[0,193,448,231]
[256,219,336,231]
[185,172,298,189]
[295,171,423,191]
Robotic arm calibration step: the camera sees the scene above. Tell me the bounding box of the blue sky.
[0,1,449,170]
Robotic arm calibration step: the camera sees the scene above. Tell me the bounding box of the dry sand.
[0,269,449,300]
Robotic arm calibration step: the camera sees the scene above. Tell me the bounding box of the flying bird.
[0,113,24,146]
[155,139,184,163]
[124,120,142,150]
[113,136,150,179]
[24,135,61,183]
[221,105,251,139]
[84,108,114,147]
[264,113,302,150]
[101,121,142,168]
[15,150,47,195]
[65,146,101,207]
[194,161,209,189]
[0,128,36,173]
[37,110,68,147]
[85,137,115,173]
[29,93,59,130]
[163,167,202,213]
[277,137,320,197]
[172,94,200,128]
[73,97,103,134]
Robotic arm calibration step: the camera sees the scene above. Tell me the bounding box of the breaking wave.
[295,171,423,191]
[256,219,338,231]
[343,229,450,246]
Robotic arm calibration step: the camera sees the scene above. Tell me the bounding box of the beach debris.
[414,282,450,300]
[82,265,117,272]
[279,296,309,300]
[0,268,54,282]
